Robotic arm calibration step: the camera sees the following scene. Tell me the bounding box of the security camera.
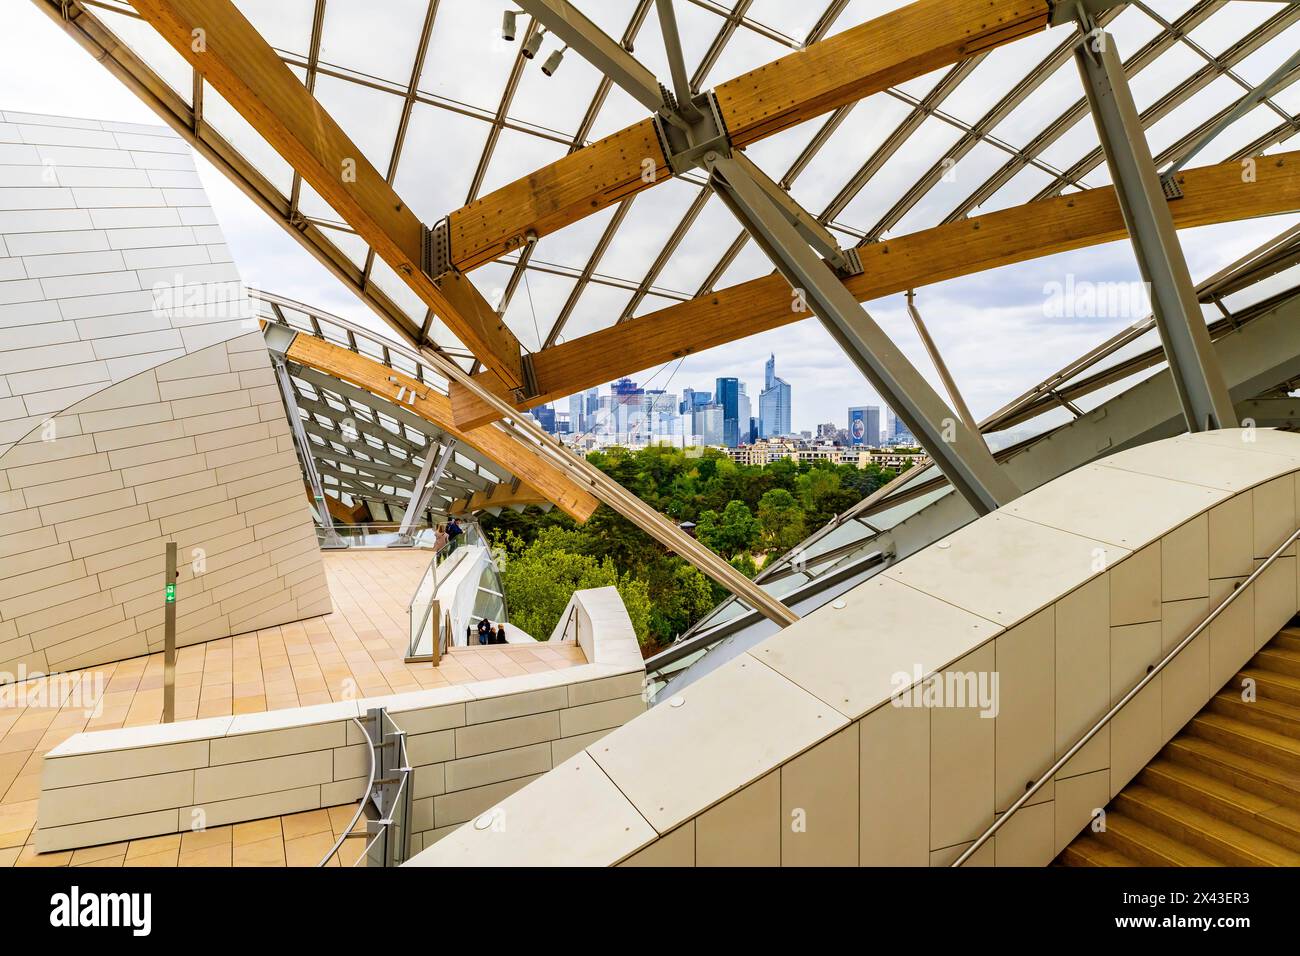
[501,10,516,42]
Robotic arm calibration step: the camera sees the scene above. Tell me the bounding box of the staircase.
[1059,625,1300,866]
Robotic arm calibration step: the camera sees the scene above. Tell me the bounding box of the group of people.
[476,618,508,645]
[431,517,464,554]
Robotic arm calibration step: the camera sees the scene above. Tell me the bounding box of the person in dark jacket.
[493,624,508,645]
[476,617,492,645]
[447,518,464,551]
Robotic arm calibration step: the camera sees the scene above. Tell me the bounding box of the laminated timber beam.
[282,332,599,523]
[130,0,526,390]
[446,0,1051,272]
[449,482,549,516]
[451,148,1300,429]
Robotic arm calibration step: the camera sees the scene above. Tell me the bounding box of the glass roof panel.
[1186,1,1282,58]
[233,0,316,58]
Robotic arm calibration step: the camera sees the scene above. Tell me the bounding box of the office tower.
[715,377,741,447]
[692,403,724,446]
[532,403,557,433]
[568,393,584,434]
[759,353,792,438]
[848,406,881,447]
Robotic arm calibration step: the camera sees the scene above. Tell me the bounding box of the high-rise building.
[759,353,792,438]
[848,405,880,446]
[885,407,916,445]
[692,403,724,446]
[568,393,584,434]
[715,377,741,447]
[680,387,711,415]
[738,384,751,446]
[532,403,557,433]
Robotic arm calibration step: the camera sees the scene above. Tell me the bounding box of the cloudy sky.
[5,0,1297,436]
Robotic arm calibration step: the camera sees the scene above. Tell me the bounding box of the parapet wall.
[37,586,646,854]
[408,429,1300,866]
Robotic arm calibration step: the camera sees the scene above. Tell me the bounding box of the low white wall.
[36,587,646,854]
[407,429,1300,867]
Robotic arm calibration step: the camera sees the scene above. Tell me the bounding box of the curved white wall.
[408,429,1300,867]
[0,113,328,679]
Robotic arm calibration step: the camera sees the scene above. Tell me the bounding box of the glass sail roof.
[60,0,1300,371]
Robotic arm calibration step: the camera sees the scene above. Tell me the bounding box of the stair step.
[1115,785,1300,865]
[1139,760,1300,854]
[1187,713,1300,773]
[1093,810,1223,866]
[1209,692,1300,736]
[1252,647,1300,679]
[1058,838,1141,867]
[1272,632,1300,654]
[1237,667,1300,707]
[1163,736,1300,811]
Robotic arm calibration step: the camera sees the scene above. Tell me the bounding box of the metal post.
[1074,25,1237,431]
[706,152,1019,514]
[269,351,348,547]
[391,439,457,547]
[906,290,979,435]
[163,541,177,724]
[654,0,701,122]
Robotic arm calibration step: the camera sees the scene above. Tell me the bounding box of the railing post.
[162,541,177,723]
[430,599,441,666]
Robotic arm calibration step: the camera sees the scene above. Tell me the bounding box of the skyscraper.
[848,406,880,446]
[568,393,584,434]
[759,353,792,438]
[715,377,741,447]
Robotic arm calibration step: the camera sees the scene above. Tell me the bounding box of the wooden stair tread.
[1141,759,1281,816]
[1163,736,1300,808]
[1118,785,1300,865]
[1094,811,1223,866]
[1188,713,1300,767]
[1209,692,1300,735]
[1252,648,1300,677]
[1059,838,1140,867]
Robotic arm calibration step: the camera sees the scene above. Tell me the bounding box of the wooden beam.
[451,149,1300,428]
[131,0,525,388]
[449,482,547,516]
[446,0,1049,271]
[284,332,599,522]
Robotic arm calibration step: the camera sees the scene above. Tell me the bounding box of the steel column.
[392,439,457,546]
[706,152,1019,514]
[906,290,979,434]
[270,351,347,548]
[1075,27,1237,431]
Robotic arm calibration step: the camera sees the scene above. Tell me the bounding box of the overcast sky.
[4,1,1297,435]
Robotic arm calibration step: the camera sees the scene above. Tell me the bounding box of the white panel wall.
[0,111,250,454]
[0,112,328,679]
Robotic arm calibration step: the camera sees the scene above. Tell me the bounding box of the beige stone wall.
[0,112,329,680]
[0,332,330,678]
[407,430,1300,867]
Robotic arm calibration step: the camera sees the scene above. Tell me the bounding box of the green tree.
[757,487,806,552]
[498,527,653,647]
[695,499,759,557]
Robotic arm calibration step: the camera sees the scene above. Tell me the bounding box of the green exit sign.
[165,583,176,604]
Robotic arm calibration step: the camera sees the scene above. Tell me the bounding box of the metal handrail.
[352,724,413,867]
[952,523,1300,866]
[317,715,378,867]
